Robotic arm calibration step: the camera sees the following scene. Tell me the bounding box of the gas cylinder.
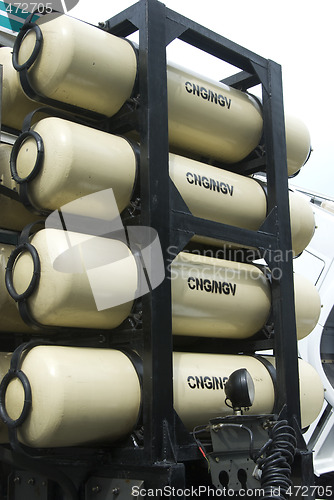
[294,274,321,340]
[171,252,320,340]
[0,47,38,131]
[285,115,312,176]
[14,14,310,172]
[11,123,314,255]
[4,231,320,337]
[11,117,138,214]
[169,154,315,255]
[0,347,324,447]
[0,144,41,231]
[0,244,34,333]
[173,352,324,430]
[1,347,141,447]
[14,13,137,117]
[5,228,137,330]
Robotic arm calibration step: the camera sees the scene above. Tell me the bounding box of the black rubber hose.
[255,420,297,499]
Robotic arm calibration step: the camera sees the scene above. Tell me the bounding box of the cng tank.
[4,230,320,337]
[0,347,141,447]
[11,121,314,255]
[0,244,34,333]
[5,228,137,330]
[10,117,138,214]
[0,347,323,447]
[167,63,311,175]
[169,154,315,255]
[0,47,39,131]
[0,144,41,231]
[171,252,320,340]
[14,13,137,117]
[173,352,324,430]
[14,14,310,172]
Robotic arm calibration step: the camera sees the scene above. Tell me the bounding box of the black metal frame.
[104,0,314,491]
[0,0,315,496]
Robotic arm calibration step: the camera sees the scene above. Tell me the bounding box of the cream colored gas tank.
[167,63,263,164]
[171,252,320,340]
[0,144,41,231]
[169,154,315,255]
[15,13,137,116]
[292,274,321,340]
[0,47,39,131]
[12,117,137,213]
[7,228,137,330]
[2,346,141,447]
[173,352,324,430]
[285,115,312,176]
[0,244,34,333]
[0,348,323,447]
[167,63,311,173]
[171,253,271,339]
[289,190,315,256]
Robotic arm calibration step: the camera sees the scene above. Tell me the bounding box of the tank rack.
[0,0,315,498]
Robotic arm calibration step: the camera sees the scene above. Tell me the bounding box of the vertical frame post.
[261,59,302,427]
[137,0,175,463]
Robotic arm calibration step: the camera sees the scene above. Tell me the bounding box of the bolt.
[112,487,120,496]
[215,457,220,463]
[28,478,35,486]
[13,477,20,484]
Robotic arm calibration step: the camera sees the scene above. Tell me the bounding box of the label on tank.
[186,172,234,195]
[185,81,232,109]
[187,375,229,390]
[187,277,237,295]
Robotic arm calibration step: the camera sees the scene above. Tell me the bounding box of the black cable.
[254,420,297,499]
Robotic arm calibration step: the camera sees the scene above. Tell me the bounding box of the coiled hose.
[255,420,297,499]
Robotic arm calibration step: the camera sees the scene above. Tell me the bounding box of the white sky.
[70,0,334,198]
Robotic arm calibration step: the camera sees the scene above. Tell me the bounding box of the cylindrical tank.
[4,231,320,337]
[7,228,137,330]
[289,190,315,256]
[2,347,141,447]
[171,252,321,340]
[0,244,34,333]
[11,117,138,214]
[169,154,315,255]
[166,62,263,164]
[0,47,39,131]
[14,14,311,172]
[285,115,312,176]
[294,274,322,340]
[173,352,324,430]
[167,65,311,174]
[11,125,314,255]
[0,348,323,447]
[172,253,271,339]
[15,13,137,117]
[0,144,41,231]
